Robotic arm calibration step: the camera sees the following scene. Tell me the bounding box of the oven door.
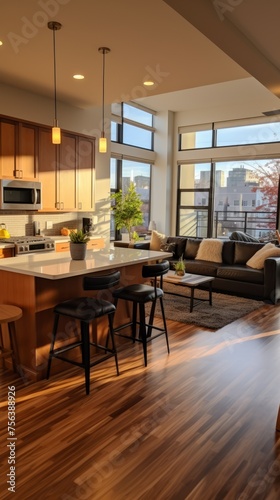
[16,241,55,255]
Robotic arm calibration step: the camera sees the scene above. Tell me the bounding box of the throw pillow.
[150,230,167,251]
[185,238,201,260]
[234,242,266,265]
[195,238,223,263]
[167,237,187,259]
[246,244,280,269]
[160,242,177,257]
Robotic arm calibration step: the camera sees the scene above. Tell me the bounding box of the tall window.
[110,102,154,240]
[177,163,211,237]
[110,158,151,240]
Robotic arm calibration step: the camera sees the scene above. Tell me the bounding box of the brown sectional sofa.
[135,237,280,304]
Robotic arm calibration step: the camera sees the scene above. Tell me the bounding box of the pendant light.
[98,47,110,153]
[48,21,62,144]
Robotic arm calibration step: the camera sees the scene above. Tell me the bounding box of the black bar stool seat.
[113,283,164,303]
[54,297,116,320]
[112,260,170,366]
[47,271,120,395]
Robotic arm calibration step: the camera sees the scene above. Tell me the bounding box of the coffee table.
[162,271,215,313]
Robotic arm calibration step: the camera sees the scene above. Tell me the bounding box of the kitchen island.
[0,245,171,382]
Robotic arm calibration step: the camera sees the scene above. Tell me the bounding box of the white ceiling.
[0,0,279,114]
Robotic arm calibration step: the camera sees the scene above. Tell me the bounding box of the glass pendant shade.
[52,126,61,144]
[99,136,107,153]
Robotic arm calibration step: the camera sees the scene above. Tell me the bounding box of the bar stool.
[0,304,22,373]
[47,271,120,395]
[112,260,170,366]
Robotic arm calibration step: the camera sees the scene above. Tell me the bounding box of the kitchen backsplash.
[0,212,100,237]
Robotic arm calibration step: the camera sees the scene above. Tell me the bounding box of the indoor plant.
[174,255,185,276]
[110,182,144,240]
[131,230,140,242]
[69,229,90,260]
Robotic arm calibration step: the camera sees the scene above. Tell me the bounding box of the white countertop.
[0,242,14,249]
[0,246,172,280]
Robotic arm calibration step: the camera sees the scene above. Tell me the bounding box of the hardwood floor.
[1,302,280,499]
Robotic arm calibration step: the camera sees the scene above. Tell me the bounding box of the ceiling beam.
[163,0,280,99]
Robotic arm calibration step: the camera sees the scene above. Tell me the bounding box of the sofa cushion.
[150,230,166,251]
[246,243,280,269]
[167,236,187,259]
[217,265,264,284]
[184,238,201,259]
[160,242,177,257]
[222,240,235,265]
[185,259,220,277]
[195,238,223,263]
[233,241,265,265]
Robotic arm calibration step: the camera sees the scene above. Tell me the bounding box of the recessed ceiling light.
[143,80,155,86]
[0,41,3,46]
[73,74,84,80]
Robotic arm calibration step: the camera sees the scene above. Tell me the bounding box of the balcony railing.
[214,210,277,238]
[178,209,277,239]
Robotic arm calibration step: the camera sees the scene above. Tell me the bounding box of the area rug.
[149,282,266,330]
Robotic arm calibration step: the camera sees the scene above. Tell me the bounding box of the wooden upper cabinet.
[58,132,77,211]
[18,123,37,179]
[77,137,95,211]
[38,128,57,211]
[0,121,17,178]
[0,119,37,179]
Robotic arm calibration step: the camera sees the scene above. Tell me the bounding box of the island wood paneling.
[0,263,143,382]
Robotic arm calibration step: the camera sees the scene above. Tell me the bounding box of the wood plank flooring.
[1,302,280,499]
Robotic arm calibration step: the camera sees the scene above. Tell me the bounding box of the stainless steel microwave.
[0,179,42,210]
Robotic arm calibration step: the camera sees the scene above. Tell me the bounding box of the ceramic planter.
[70,242,87,260]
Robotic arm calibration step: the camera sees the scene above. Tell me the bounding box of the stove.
[0,236,55,255]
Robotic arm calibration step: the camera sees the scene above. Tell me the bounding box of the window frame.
[111,101,155,151]
[179,117,280,151]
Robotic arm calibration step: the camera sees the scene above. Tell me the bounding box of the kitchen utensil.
[0,223,10,238]
[82,217,94,235]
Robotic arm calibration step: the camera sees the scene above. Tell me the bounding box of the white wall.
[153,111,174,234]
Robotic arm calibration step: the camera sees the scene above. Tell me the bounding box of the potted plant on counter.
[110,182,144,241]
[69,229,90,260]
